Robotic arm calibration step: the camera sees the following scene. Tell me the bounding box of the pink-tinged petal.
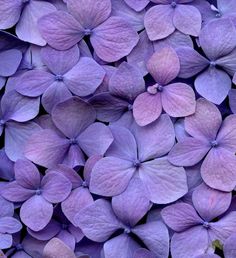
[134,249,156,258]
[14,159,40,189]
[133,114,175,161]
[176,47,208,78]
[56,230,75,250]
[201,148,236,192]
[16,70,54,97]
[16,1,57,46]
[209,212,236,244]
[5,121,41,162]
[67,0,111,28]
[168,138,210,166]
[127,31,154,76]
[132,221,169,257]
[1,90,39,122]
[43,238,76,258]
[75,199,121,242]
[224,233,236,258]
[133,92,162,127]
[139,158,187,204]
[161,202,202,232]
[84,155,103,184]
[24,129,70,168]
[217,115,236,152]
[124,0,149,12]
[78,122,113,157]
[173,5,201,36]
[0,49,22,77]
[162,83,196,117]
[64,57,105,97]
[38,11,84,50]
[104,234,140,258]
[62,187,93,226]
[106,125,137,161]
[42,82,72,113]
[185,98,222,141]
[109,62,145,101]
[229,89,236,114]
[52,97,96,138]
[0,217,22,233]
[147,47,180,85]
[62,144,85,168]
[90,157,135,196]
[0,233,12,249]
[195,67,231,105]
[20,195,53,231]
[112,177,150,227]
[192,183,232,222]
[144,5,175,41]
[171,227,209,258]
[41,172,72,203]
[91,16,139,62]
[199,18,236,60]
[1,181,34,202]
[41,45,80,75]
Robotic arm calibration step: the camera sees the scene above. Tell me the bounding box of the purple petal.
[133,249,156,258]
[216,49,236,76]
[75,199,121,242]
[124,0,149,12]
[0,196,14,217]
[144,5,175,41]
[0,50,22,77]
[0,217,22,233]
[91,17,139,62]
[223,233,236,258]
[20,195,53,231]
[62,144,85,168]
[84,155,103,185]
[139,157,187,204]
[0,233,12,249]
[56,230,75,250]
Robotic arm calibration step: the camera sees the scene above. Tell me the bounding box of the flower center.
[82,181,88,188]
[209,61,216,67]
[210,140,218,148]
[55,74,64,81]
[171,1,177,8]
[133,159,141,168]
[0,119,5,126]
[127,104,133,111]
[84,29,92,36]
[147,84,163,95]
[35,188,42,195]
[210,5,222,18]
[69,138,78,145]
[202,221,210,229]
[123,226,131,234]
[15,244,23,251]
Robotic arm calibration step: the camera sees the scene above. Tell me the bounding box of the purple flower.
[144,0,202,40]
[0,0,57,45]
[0,196,22,249]
[16,45,105,113]
[177,18,236,104]
[168,98,236,191]
[76,179,169,258]
[38,0,139,62]
[161,183,236,258]
[24,97,113,168]
[90,117,188,203]
[133,47,196,126]
[223,232,236,258]
[2,159,72,231]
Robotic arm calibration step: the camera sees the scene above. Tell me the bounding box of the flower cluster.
[0,0,236,257]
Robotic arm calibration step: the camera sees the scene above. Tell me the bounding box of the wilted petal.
[91,16,139,62]
[162,83,196,117]
[20,195,53,231]
[76,199,121,242]
[144,5,175,41]
[192,183,232,221]
[0,50,22,77]
[139,158,187,204]
[124,0,149,12]
[147,47,180,85]
[38,11,84,50]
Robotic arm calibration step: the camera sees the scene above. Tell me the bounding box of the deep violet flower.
[0,196,22,249]
[90,116,188,203]
[16,45,105,113]
[76,179,169,258]
[0,90,40,161]
[2,159,72,231]
[133,47,196,126]
[0,0,57,45]
[38,0,139,62]
[144,0,202,41]
[168,98,236,191]
[161,183,236,258]
[24,97,113,168]
[176,18,236,104]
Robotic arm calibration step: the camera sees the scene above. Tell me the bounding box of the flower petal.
[0,50,22,77]
[0,233,12,249]
[124,0,149,12]
[0,217,22,234]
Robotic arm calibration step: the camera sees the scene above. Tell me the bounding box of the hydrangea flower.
[38,0,139,62]
[90,117,188,203]
[161,183,236,258]
[0,196,22,249]
[168,98,236,191]
[133,47,196,126]
[16,45,105,112]
[177,18,236,104]
[24,97,113,168]
[2,159,72,231]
